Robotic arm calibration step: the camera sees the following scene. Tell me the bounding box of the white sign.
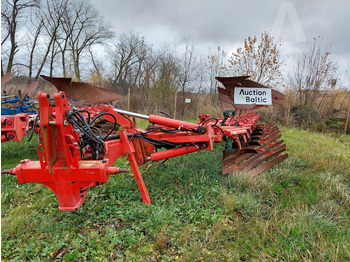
[185,98,191,103]
[234,87,272,105]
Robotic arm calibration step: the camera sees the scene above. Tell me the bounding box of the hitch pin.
[106,167,130,174]
[1,169,13,175]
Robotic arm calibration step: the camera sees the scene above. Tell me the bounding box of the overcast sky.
[91,0,350,86]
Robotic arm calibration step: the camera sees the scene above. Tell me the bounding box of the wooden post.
[344,90,350,134]
[286,88,291,127]
[127,86,131,111]
[173,90,177,119]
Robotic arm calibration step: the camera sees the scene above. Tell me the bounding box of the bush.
[326,118,349,134]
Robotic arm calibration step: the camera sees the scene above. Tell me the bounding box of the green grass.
[1,128,350,261]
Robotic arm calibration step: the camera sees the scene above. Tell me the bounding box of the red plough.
[2,76,288,211]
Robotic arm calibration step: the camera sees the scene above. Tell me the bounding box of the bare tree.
[1,0,37,76]
[151,45,179,111]
[137,50,158,93]
[26,15,44,77]
[206,46,228,93]
[108,32,148,91]
[176,38,201,116]
[87,46,107,87]
[287,37,337,109]
[31,0,69,79]
[130,40,150,89]
[177,38,200,96]
[61,0,114,81]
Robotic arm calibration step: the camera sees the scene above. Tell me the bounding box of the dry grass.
[281,127,350,174]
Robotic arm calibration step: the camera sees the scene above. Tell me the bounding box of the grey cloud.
[92,0,350,82]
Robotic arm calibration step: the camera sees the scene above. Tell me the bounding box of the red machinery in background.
[1,113,37,142]
[1,73,39,143]
[1,74,123,143]
[2,76,288,211]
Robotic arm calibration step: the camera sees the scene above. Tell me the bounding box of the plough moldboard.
[1,73,38,116]
[1,75,288,211]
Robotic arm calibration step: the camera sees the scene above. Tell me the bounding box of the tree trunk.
[61,50,66,77]
[6,15,17,73]
[35,37,55,79]
[29,24,42,77]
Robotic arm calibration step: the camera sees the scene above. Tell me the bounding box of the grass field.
[1,128,350,261]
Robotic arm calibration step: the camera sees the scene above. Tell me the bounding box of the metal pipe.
[148,115,199,129]
[113,108,150,120]
[114,108,199,129]
[150,145,201,162]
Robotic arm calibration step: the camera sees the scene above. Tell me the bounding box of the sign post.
[345,90,350,134]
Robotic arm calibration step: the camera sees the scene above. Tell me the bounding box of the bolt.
[63,120,68,126]
[102,159,108,163]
